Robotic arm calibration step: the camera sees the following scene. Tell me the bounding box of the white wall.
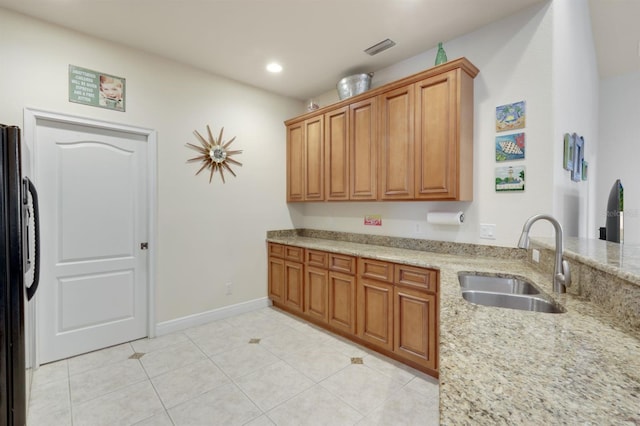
[0,9,303,322]
[302,2,556,247]
[597,72,640,244]
[551,0,599,239]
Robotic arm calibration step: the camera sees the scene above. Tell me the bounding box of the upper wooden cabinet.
[324,98,377,201]
[324,107,349,200]
[285,57,478,202]
[286,121,304,202]
[414,68,474,200]
[286,115,324,202]
[379,85,414,200]
[349,98,377,200]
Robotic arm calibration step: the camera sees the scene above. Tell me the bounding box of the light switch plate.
[479,223,496,239]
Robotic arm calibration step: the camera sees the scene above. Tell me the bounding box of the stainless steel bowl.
[336,72,373,100]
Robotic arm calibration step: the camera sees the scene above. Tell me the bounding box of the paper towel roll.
[427,211,464,225]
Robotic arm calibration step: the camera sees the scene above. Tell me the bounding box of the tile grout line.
[134,339,175,426]
[205,331,269,423]
[66,359,74,426]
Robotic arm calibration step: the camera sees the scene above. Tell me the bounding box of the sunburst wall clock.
[186,125,243,183]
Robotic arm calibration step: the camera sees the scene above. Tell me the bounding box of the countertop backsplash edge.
[266,228,527,260]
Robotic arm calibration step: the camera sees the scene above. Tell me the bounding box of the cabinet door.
[305,115,324,201]
[325,107,349,200]
[328,271,356,334]
[305,266,329,323]
[357,278,393,351]
[414,69,458,200]
[284,261,304,313]
[394,286,438,370]
[379,86,414,200]
[286,121,305,202]
[268,256,285,303]
[350,97,377,200]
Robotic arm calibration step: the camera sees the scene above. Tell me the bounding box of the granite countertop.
[266,234,640,424]
[535,236,640,286]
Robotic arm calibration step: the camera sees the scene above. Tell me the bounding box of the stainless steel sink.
[458,272,540,294]
[461,290,566,314]
[458,272,566,314]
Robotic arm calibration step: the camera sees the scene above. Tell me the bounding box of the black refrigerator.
[1,124,40,426]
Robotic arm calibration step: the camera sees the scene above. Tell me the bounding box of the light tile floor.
[27,307,439,426]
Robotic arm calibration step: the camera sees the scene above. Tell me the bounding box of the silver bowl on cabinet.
[336,72,374,100]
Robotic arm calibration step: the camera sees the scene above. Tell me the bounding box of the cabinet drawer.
[306,249,329,268]
[284,245,304,262]
[359,258,393,282]
[329,253,356,275]
[268,243,285,258]
[395,264,438,292]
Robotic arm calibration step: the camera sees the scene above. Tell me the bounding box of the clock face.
[185,125,243,183]
[210,146,227,163]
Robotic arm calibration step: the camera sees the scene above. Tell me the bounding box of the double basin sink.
[458,272,566,314]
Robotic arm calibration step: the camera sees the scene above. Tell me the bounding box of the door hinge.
[140,242,149,250]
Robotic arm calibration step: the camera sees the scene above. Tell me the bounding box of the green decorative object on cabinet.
[435,42,447,65]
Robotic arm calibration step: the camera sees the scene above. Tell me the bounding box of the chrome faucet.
[517,214,571,293]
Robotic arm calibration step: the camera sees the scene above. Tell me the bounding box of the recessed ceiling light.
[364,39,396,56]
[266,62,283,73]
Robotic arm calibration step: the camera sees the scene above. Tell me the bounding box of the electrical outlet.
[532,249,540,263]
[479,223,496,240]
[415,222,421,234]
[225,282,232,295]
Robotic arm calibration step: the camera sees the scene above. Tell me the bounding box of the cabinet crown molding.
[285,57,479,125]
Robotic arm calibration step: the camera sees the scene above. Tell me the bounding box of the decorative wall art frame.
[495,132,525,161]
[571,135,584,182]
[69,65,126,111]
[563,133,574,171]
[186,125,243,183]
[562,132,586,182]
[495,165,525,192]
[496,101,526,132]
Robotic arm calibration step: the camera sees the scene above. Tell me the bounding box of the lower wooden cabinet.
[304,251,358,335]
[268,243,304,313]
[268,242,439,377]
[357,278,394,351]
[394,286,438,370]
[328,271,357,334]
[268,256,285,303]
[283,261,304,313]
[305,266,329,322]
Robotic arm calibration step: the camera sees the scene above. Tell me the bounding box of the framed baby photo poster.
[69,65,126,111]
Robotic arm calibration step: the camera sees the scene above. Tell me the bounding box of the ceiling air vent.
[364,38,396,56]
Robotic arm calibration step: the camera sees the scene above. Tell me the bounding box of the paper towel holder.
[427,211,465,225]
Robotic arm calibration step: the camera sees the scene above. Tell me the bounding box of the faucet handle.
[561,259,571,287]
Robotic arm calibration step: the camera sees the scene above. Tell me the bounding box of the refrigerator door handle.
[25,178,40,301]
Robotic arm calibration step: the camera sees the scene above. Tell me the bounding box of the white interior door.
[34,117,150,364]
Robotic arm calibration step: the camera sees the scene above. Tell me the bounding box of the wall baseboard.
[155,297,272,336]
